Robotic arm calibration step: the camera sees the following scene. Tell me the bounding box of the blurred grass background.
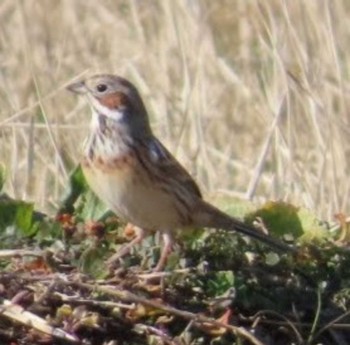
[0,0,349,220]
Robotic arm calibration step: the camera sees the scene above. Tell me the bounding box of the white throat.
[87,95,124,127]
[83,97,132,160]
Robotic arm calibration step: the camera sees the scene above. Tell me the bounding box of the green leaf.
[0,194,35,236]
[0,164,6,191]
[207,271,235,296]
[58,165,88,214]
[59,164,112,221]
[245,201,304,239]
[79,243,109,279]
[245,201,327,243]
[79,189,111,221]
[297,207,328,242]
[15,202,35,235]
[265,252,280,266]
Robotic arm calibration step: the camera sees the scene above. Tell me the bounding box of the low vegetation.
[0,1,350,344]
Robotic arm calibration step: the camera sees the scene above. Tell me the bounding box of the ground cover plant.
[0,1,350,344]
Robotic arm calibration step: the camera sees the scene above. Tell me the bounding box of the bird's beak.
[66,80,87,94]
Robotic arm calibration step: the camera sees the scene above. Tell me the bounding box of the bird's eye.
[96,84,108,92]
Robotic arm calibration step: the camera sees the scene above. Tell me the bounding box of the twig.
[251,310,303,344]
[135,324,181,345]
[136,268,192,280]
[54,292,134,310]
[0,249,44,258]
[312,309,350,341]
[0,299,78,343]
[62,280,265,345]
[307,286,322,344]
[250,318,350,330]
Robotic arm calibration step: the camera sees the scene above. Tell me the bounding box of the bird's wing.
[134,137,202,199]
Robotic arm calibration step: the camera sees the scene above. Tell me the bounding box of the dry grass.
[0,0,350,219]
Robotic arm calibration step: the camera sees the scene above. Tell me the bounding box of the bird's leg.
[153,232,173,272]
[107,225,145,265]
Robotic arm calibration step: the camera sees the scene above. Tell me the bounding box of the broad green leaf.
[297,207,328,242]
[245,201,327,242]
[245,201,304,239]
[15,201,35,235]
[59,164,112,221]
[0,194,35,235]
[79,189,111,221]
[58,165,88,214]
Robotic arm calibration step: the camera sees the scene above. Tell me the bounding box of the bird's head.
[67,74,152,137]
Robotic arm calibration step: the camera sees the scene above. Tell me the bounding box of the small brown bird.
[67,74,293,270]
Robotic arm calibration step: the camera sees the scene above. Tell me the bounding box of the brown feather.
[99,92,129,109]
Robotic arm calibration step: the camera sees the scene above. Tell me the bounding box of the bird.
[67,74,294,271]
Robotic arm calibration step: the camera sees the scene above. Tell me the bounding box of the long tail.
[193,201,296,253]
